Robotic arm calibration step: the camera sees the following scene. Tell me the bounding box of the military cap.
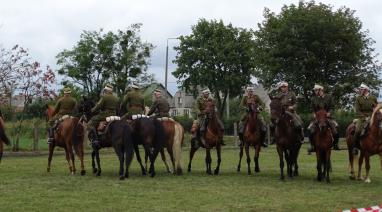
[63,87,71,94]
[359,83,370,90]
[313,84,324,90]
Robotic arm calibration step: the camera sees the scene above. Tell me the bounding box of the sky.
[1,0,381,95]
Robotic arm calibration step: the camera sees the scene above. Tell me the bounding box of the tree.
[254,1,381,110]
[173,19,256,117]
[57,24,154,99]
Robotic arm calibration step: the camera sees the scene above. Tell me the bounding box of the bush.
[173,114,194,132]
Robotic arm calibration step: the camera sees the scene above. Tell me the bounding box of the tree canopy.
[253,1,381,109]
[57,24,154,99]
[173,19,256,117]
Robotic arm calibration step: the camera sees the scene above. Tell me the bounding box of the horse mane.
[370,104,382,126]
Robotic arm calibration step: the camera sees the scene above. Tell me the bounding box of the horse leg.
[348,148,356,180]
[114,145,125,180]
[205,148,212,175]
[166,147,176,174]
[134,145,146,175]
[237,145,244,172]
[245,144,251,175]
[277,146,284,180]
[254,144,260,173]
[214,144,221,175]
[68,146,76,175]
[95,149,102,176]
[357,150,364,180]
[76,144,86,176]
[64,147,73,174]
[124,142,134,179]
[187,143,199,173]
[47,143,55,172]
[160,148,171,173]
[284,150,291,178]
[316,150,322,181]
[364,153,371,183]
[326,150,331,183]
[293,147,299,176]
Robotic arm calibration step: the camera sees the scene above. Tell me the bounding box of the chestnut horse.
[0,117,11,163]
[356,105,382,183]
[237,101,262,174]
[145,119,184,175]
[345,121,358,179]
[188,101,223,175]
[46,106,86,175]
[313,109,333,183]
[270,97,301,180]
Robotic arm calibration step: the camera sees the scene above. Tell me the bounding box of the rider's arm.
[147,100,158,116]
[52,99,61,116]
[91,97,104,113]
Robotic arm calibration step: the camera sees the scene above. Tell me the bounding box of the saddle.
[157,117,174,122]
[97,116,121,134]
[54,115,72,132]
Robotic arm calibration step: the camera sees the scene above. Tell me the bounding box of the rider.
[120,84,145,120]
[87,84,119,147]
[238,86,268,147]
[353,83,377,151]
[147,89,170,118]
[307,84,339,153]
[192,89,225,148]
[47,87,77,144]
[274,81,304,142]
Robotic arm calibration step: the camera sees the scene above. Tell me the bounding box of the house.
[141,82,174,107]
[171,89,196,117]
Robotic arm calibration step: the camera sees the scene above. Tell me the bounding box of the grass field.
[1,144,382,211]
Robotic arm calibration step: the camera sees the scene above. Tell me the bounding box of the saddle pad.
[132,114,149,120]
[106,116,121,122]
[157,117,174,122]
[59,115,71,121]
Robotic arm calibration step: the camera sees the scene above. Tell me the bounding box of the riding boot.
[47,127,55,144]
[260,130,268,147]
[198,129,206,148]
[307,133,315,155]
[88,128,100,149]
[333,133,340,150]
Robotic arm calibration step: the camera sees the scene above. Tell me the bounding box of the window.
[178,97,182,104]
[184,109,189,115]
[172,109,178,116]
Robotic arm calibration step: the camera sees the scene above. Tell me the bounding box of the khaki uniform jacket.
[355,95,377,118]
[275,91,297,109]
[196,96,215,116]
[91,93,119,117]
[147,96,170,117]
[121,90,145,116]
[310,95,334,112]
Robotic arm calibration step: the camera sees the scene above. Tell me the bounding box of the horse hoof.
[357,176,364,181]
[124,174,129,178]
[71,172,75,175]
[280,177,285,181]
[96,171,101,177]
[326,179,331,183]
[119,176,125,180]
[176,168,183,176]
[237,167,240,172]
[365,178,371,183]
[214,169,219,175]
[255,168,260,173]
[47,168,50,173]
[206,171,212,175]
[81,170,86,176]
[349,175,356,180]
[294,172,299,177]
[93,168,98,174]
[150,173,155,178]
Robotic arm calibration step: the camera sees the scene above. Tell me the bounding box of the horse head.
[45,105,55,122]
[370,104,382,132]
[315,109,329,132]
[205,100,216,119]
[78,96,95,121]
[269,97,283,123]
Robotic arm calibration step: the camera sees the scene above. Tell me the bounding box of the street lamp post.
[165,37,179,95]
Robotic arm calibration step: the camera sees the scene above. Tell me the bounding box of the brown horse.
[313,109,333,183]
[355,105,382,183]
[270,97,301,180]
[0,117,11,163]
[46,106,86,175]
[237,101,262,174]
[345,121,358,179]
[146,119,184,175]
[188,101,223,175]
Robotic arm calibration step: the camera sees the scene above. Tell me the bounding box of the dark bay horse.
[270,97,301,180]
[356,105,382,183]
[237,101,262,174]
[146,119,184,175]
[91,120,135,180]
[188,101,223,175]
[0,117,11,163]
[130,117,165,177]
[313,109,333,183]
[46,106,86,175]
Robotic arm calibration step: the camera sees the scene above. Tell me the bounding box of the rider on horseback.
[120,84,145,120]
[87,84,119,147]
[238,86,268,147]
[192,89,225,148]
[147,89,170,118]
[273,81,304,142]
[353,83,378,151]
[307,84,339,153]
[47,87,77,144]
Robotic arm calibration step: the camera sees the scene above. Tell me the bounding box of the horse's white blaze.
[172,122,184,173]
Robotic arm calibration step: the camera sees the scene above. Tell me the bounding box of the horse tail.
[0,126,10,146]
[172,122,184,175]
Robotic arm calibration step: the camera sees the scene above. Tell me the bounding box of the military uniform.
[195,96,224,133]
[239,95,266,132]
[48,96,77,127]
[274,91,303,127]
[87,93,119,130]
[120,89,145,119]
[147,96,170,118]
[354,94,377,136]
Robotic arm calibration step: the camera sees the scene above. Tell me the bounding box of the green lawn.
[0,144,381,211]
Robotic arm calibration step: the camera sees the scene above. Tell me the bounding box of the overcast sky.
[1,0,381,94]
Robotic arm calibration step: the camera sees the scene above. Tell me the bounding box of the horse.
[46,106,86,175]
[91,120,135,180]
[270,97,301,180]
[356,105,382,183]
[145,118,184,175]
[237,101,263,174]
[188,101,223,175]
[313,109,333,183]
[0,117,11,163]
[345,121,358,179]
[129,116,165,177]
